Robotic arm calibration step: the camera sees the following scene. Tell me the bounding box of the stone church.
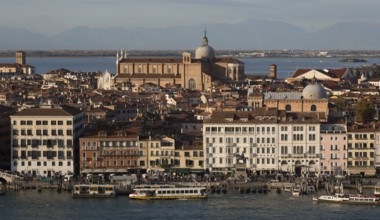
[114,32,245,91]
[97,70,114,90]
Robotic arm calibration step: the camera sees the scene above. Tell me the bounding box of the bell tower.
[16,51,26,65]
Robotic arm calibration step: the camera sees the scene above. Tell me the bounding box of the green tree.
[355,99,376,123]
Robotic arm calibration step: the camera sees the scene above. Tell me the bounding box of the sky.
[1,0,380,36]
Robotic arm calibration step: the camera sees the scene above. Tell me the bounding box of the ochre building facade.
[115,32,245,91]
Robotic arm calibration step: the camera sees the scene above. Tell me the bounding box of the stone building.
[0,51,35,75]
[97,70,114,90]
[264,78,329,120]
[10,106,84,177]
[203,109,321,176]
[115,32,245,91]
[79,128,140,174]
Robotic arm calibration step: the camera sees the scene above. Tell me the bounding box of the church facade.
[97,70,114,90]
[114,32,245,91]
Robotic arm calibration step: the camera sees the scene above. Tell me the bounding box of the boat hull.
[72,193,116,198]
[129,195,207,200]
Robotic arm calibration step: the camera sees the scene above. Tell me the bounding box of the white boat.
[129,185,207,200]
[292,185,301,196]
[374,182,380,196]
[72,184,116,198]
[313,193,349,203]
[284,185,292,192]
[314,193,380,205]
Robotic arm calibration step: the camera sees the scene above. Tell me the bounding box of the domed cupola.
[195,30,215,60]
[302,77,327,99]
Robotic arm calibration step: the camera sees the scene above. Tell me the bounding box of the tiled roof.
[117,74,181,79]
[13,106,82,117]
[118,57,244,64]
[205,110,320,124]
[292,68,348,78]
[119,58,182,63]
[264,92,302,100]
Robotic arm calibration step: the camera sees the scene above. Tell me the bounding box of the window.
[189,78,196,90]
[67,121,72,125]
[58,121,63,125]
[311,105,317,112]
[152,64,157,73]
[285,105,291,111]
[138,64,142,73]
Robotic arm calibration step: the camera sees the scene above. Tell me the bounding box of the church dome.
[302,78,327,99]
[195,31,215,60]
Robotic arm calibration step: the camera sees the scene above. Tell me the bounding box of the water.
[2,56,380,77]
[1,190,379,220]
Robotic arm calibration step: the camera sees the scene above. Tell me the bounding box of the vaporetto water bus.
[129,185,207,200]
[313,193,380,205]
[72,184,116,198]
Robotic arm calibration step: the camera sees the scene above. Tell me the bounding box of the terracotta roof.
[13,106,82,117]
[119,57,182,63]
[214,57,244,64]
[116,73,181,79]
[0,63,35,68]
[292,68,348,79]
[118,57,244,64]
[205,110,320,124]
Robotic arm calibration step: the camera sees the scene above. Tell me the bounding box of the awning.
[93,169,104,173]
[173,168,190,174]
[116,168,128,173]
[190,169,204,173]
[81,169,93,173]
[105,169,115,173]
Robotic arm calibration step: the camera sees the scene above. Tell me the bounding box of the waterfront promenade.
[3,175,379,196]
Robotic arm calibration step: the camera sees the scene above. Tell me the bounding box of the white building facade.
[11,106,84,177]
[203,110,321,176]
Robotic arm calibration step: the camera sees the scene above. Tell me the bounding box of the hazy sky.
[1,0,379,36]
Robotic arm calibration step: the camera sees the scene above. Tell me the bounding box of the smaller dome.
[302,78,327,99]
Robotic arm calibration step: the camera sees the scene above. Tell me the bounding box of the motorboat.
[292,185,301,196]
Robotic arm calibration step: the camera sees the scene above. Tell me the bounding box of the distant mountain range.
[1,19,380,50]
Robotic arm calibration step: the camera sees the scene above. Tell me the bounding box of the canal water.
[1,189,379,220]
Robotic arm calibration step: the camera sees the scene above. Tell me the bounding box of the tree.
[355,99,376,124]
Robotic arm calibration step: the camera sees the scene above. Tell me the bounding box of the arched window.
[311,104,317,112]
[167,64,172,74]
[189,78,196,90]
[285,104,291,111]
